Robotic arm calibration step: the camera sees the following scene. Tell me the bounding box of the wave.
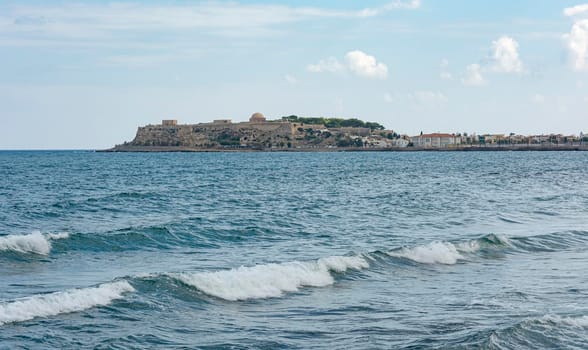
[387,241,468,265]
[485,314,588,349]
[47,221,298,254]
[45,232,70,240]
[59,226,215,253]
[0,281,134,326]
[135,232,586,303]
[51,191,159,209]
[386,234,510,265]
[538,314,588,328]
[508,230,588,253]
[171,255,368,301]
[0,231,70,255]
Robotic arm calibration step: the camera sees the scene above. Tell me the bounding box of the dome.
[249,112,266,122]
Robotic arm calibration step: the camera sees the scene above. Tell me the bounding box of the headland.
[102,113,588,152]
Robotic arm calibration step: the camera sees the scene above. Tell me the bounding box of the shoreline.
[98,145,588,153]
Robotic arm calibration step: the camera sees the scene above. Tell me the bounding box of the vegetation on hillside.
[281,115,385,130]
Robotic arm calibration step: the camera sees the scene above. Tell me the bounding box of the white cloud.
[564,4,588,17]
[284,74,298,84]
[308,51,388,79]
[360,0,421,16]
[460,36,522,85]
[307,57,345,73]
[462,64,486,86]
[564,19,588,71]
[0,1,420,46]
[491,36,523,73]
[345,50,388,79]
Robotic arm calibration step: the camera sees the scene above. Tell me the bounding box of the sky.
[1,0,588,149]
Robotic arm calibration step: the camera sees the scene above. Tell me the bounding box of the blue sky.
[1,0,587,149]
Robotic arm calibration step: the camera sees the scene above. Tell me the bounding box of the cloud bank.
[0,1,421,46]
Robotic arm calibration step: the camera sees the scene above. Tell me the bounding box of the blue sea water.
[1,150,588,349]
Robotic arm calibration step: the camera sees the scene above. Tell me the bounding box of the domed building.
[249,112,266,123]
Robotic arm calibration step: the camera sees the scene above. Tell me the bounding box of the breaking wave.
[386,235,510,265]
[151,232,587,302]
[388,241,468,265]
[537,314,588,328]
[0,231,70,255]
[383,231,588,266]
[172,255,368,301]
[0,281,135,326]
[45,232,70,240]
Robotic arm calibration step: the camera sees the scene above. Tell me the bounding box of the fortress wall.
[131,125,211,147]
[129,121,296,148]
[234,122,290,133]
[292,123,325,130]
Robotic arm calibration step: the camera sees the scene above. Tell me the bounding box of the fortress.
[113,112,364,151]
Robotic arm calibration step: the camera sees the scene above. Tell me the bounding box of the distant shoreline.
[97,145,588,153]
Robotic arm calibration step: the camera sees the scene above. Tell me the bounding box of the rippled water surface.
[1,151,588,349]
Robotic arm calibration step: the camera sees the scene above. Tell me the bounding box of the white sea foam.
[0,232,52,255]
[539,315,588,328]
[498,235,511,245]
[455,240,481,253]
[387,241,470,265]
[0,281,135,326]
[45,232,70,240]
[175,255,368,301]
[487,234,511,246]
[0,231,70,255]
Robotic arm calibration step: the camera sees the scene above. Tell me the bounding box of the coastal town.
[107,113,588,152]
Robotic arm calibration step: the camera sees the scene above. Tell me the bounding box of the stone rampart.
[129,121,295,148]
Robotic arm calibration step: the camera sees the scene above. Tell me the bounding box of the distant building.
[162,119,177,126]
[249,112,267,123]
[410,133,460,148]
[392,138,409,147]
[213,119,232,124]
[481,134,506,144]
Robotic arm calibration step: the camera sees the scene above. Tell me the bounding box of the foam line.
[174,255,368,301]
[0,231,70,255]
[0,281,135,326]
[388,241,474,265]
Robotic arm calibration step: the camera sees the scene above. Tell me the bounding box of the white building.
[410,133,461,148]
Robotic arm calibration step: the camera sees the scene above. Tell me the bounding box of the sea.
[1,150,587,349]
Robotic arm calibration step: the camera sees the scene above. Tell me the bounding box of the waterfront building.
[410,133,461,148]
